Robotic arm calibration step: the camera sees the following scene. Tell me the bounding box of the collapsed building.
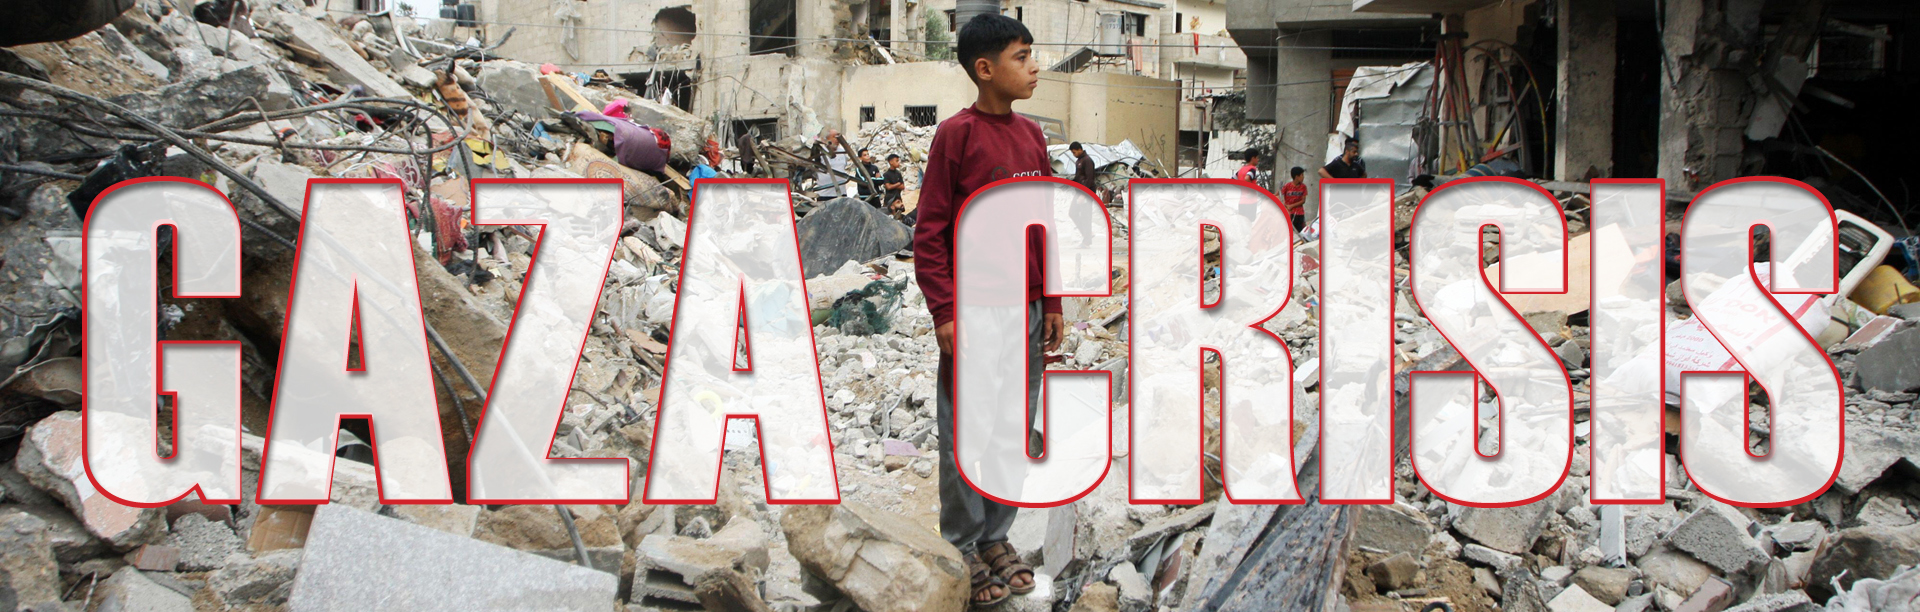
[0,0,1917,611]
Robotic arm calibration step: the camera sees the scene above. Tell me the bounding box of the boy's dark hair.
[957,14,1034,81]
[858,148,870,156]
[887,153,901,161]
[1290,166,1305,177]
[1245,148,1261,161]
[1069,142,1083,151]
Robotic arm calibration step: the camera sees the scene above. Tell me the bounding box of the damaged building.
[0,0,1918,611]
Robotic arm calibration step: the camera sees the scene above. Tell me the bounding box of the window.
[1014,7,1023,22]
[1122,12,1147,37]
[905,105,938,127]
[860,106,876,124]
[749,0,796,56]
[945,10,956,32]
[1174,12,1181,33]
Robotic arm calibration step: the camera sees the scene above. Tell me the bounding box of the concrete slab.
[286,505,616,612]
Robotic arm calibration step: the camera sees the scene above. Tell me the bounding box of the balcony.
[1161,33,1246,72]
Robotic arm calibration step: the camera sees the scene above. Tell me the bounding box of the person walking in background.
[1321,137,1367,179]
[1280,166,1308,232]
[1069,142,1098,246]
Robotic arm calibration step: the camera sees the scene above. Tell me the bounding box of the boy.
[912,13,1057,608]
[883,153,908,213]
[1280,166,1308,231]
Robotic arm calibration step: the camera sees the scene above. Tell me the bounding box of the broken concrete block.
[694,565,772,612]
[1859,495,1915,527]
[0,508,63,609]
[1673,576,1732,612]
[1807,523,1920,601]
[280,13,409,98]
[1765,521,1825,552]
[127,544,180,571]
[391,504,482,537]
[632,524,770,608]
[245,505,315,552]
[1857,327,1920,392]
[1666,503,1766,574]
[1452,501,1552,554]
[1350,503,1434,557]
[1462,543,1523,572]
[163,513,245,571]
[14,411,167,549]
[781,502,969,612]
[1364,553,1420,592]
[1636,545,1715,596]
[474,61,550,118]
[1109,561,1151,612]
[1071,582,1120,612]
[1723,591,1813,612]
[209,549,301,607]
[286,504,617,611]
[1123,502,1214,559]
[13,504,105,563]
[96,567,192,612]
[1545,584,1613,612]
[1569,565,1631,605]
[796,197,914,278]
[108,62,295,129]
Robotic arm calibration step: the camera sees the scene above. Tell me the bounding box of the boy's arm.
[914,132,959,329]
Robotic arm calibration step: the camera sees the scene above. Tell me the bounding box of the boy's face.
[1292,173,1305,184]
[889,158,901,169]
[976,41,1040,100]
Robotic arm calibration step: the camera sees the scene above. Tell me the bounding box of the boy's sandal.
[980,540,1036,595]
[967,552,1009,608]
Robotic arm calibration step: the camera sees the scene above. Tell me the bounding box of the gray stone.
[0,508,62,609]
[1123,502,1214,559]
[108,62,295,129]
[390,504,481,537]
[1859,496,1915,527]
[781,502,968,612]
[1426,531,1462,560]
[96,567,192,612]
[13,412,167,550]
[474,60,553,119]
[1452,501,1552,554]
[12,504,105,563]
[1858,327,1920,392]
[1636,545,1715,597]
[1473,567,1502,596]
[162,513,245,571]
[1807,523,1920,601]
[1834,426,1920,495]
[1544,584,1612,612]
[1462,544,1522,572]
[1365,553,1420,592]
[632,520,771,607]
[1569,566,1631,605]
[1350,503,1434,557]
[1723,591,1813,612]
[1540,565,1573,585]
[209,550,300,607]
[1766,521,1825,552]
[286,505,617,611]
[1666,502,1765,574]
[1108,562,1151,612]
[280,13,410,98]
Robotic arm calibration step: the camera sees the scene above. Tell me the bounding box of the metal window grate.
[905,106,938,127]
[860,106,876,124]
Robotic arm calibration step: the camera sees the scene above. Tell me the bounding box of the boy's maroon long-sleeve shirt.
[912,106,1062,327]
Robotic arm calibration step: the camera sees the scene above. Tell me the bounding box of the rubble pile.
[0,1,1918,611]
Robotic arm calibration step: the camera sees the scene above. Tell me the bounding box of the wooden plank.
[539,73,596,113]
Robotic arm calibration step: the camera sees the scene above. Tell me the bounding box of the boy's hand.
[1044,313,1066,352]
[936,322,955,355]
